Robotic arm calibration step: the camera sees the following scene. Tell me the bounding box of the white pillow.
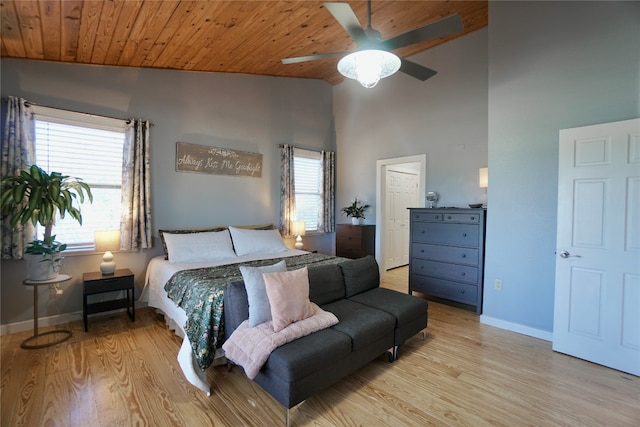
[163,229,237,264]
[229,227,287,256]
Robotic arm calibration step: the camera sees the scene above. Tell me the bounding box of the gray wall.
[483,1,640,335]
[334,28,489,215]
[334,1,639,338]
[0,61,335,327]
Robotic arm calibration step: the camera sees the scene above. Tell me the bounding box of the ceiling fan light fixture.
[337,49,401,88]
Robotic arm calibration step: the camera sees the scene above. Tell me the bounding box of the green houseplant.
[341,197,371,225]
[1,165,93,279]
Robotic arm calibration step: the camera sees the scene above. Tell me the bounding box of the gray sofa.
[223,255,428,421]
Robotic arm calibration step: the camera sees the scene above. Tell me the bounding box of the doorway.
[376,154,426,273]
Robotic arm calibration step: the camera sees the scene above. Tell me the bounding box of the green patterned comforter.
[164,252,347,370]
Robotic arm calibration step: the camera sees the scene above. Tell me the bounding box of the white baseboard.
[1,311,83,335]
[480,315,553,342]
[0,301,148,336]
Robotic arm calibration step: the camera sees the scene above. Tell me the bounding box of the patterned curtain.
[121,119,152,250]
[319,150,335,233]
[1,97,35,259]
[279,144,296,236]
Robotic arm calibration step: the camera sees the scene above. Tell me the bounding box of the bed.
[140,226,344,394]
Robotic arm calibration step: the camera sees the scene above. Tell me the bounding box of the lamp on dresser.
[292,221,306,250]
[94,229,120,275]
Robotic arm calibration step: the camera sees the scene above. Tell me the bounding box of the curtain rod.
[21,100,154,127]
[278,144,333,153]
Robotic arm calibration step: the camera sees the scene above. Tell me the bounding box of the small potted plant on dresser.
[1,165,93,280]
[341,197,371,225]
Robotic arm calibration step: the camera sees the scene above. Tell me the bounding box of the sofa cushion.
[321,299,395,351]
[240,260,287,327]
[224,280,250,337]
[264,267,315,332]
[338,255,380,298]
[307,264,346,305]
[349,288,428,327]
[262,328,352,382]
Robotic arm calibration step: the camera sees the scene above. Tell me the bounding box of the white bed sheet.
[141,249,309,394]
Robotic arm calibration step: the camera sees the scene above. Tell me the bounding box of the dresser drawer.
[411,258,478,284]
[336,224,365,238]
[336,236,362,257]
[411,242,479,266]
[410,211,444,222]
[412,222,479,247]
[443,212,481,224]
[410,274,478,305]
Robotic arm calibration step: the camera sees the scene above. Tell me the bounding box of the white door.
[553,118,640,375]
[384,168,419,269]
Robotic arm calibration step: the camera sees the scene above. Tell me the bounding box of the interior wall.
[333,27,489,225]
[483,1,640,335]
[0,60,334,327]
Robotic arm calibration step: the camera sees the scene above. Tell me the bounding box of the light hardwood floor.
[1,267,638,426]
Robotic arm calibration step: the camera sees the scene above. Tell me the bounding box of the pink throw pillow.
[263,267,315,332]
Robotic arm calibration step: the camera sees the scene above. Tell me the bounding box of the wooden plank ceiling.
[1,1,487,85]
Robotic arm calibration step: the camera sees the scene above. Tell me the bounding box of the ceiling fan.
[282,1,464,88]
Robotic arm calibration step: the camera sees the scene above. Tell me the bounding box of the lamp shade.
[94,230,121,252]
[479,168,488,188]
[94,230,120,275]
[291,221,306,237]
[337,50,401,88]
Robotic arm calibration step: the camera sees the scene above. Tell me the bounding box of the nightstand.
[83,268,135,331]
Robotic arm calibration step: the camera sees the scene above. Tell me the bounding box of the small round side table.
[21,274,73,349]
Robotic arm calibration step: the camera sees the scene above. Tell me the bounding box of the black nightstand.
[83,268,135,331]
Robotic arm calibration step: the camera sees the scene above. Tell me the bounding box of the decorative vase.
[26,253,63,281]
[351,217,361,225]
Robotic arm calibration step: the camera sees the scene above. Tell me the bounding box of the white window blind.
[32,106,126,250]
[294,148,322,232]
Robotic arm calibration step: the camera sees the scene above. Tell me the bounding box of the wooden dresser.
[408,208,486,314]
[336,224,375,259]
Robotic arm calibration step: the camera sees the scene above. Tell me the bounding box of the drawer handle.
[420,249,424,253]
[421,230,425,234]
[461,254,466,258]
[471,216,476,220]
[460,289,465,294]
[461,272,466,276]
[462,233,467,237]
[435,215,440,219]
[447,216,452,220]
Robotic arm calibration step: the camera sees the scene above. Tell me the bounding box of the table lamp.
[292,221,306,250]
[94,230,120,275]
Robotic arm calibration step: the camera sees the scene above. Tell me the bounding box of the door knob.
[559,250,581,259]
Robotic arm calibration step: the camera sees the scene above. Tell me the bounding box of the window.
[294,149,322,232]
[32,106,127,250]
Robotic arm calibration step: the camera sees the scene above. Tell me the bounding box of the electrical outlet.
[494,279,503,291]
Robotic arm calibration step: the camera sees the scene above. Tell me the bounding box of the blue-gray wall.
[0,61,335,327]
[483,1,639,336]
[334,1,639,339]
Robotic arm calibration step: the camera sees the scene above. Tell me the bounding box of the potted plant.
[341,197,371,225]
[1,165,93,280]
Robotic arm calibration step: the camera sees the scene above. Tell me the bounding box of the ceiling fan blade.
[324,2,369,46]
[281,51,347,65]
[379,14,464,51]
[399,59,438,81]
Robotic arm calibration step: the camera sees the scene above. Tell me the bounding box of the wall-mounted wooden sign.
[176,142,262,178]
